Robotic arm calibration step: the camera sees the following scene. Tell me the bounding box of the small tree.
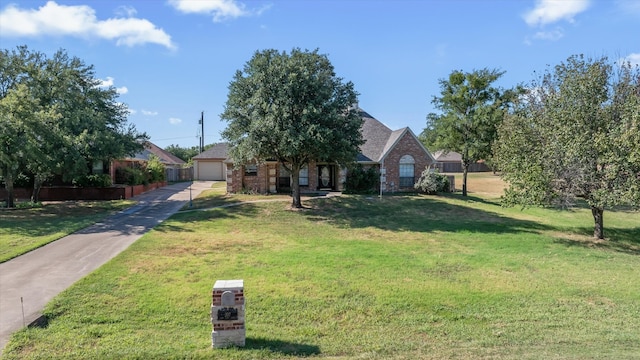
[146,154,166,183]
[425,68,514,196]
[221,48,363,208]
[494,54,640,239]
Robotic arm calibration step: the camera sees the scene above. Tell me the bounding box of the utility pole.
[199,111,204,153]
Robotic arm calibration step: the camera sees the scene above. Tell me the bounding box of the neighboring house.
[206,108,435,194]
[193,143,229,181]
[432,150,491,173]
[110,142,189,183]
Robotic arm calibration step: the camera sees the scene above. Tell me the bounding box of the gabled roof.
[193,143,229,160]
[358,112,393,162]
[357,109,434,164]
[128,142,186,165]
[433,150,462,162]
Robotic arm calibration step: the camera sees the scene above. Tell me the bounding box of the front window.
[399,155,415,188]
[244,164,257,176]
[299,165,309,186]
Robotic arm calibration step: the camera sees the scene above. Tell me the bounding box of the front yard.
[3,174,639,359]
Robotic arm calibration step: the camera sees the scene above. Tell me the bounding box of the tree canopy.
[423,68,513,196]
[1,46,147,206]
[221,48,363,208]
[165,143,216,163]
[494,54,640,239]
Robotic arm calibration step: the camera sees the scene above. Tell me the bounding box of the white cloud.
[620,53,640,67]
[97,77,128,94]
[169,117,182,125]
[533,28,564,41]
[115,5,137,17]
[0,1,176,50]
[98,77,115,87]
[142,110,159,116]
[523,0,590,27]
[168,0,270,22]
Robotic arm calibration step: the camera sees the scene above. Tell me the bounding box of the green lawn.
[0,200,135,263]
[3,176,640,359]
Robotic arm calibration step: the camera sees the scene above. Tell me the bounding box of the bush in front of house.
[72,174,113,187]
[146,155,166,183]
[115,157,165,186]
[116,166,148,185]
[344,164,378,194]
[415,167,449,194]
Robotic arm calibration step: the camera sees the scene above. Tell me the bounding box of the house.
[432,150,490,173]
[356,109,435,192]
[204,109,435,194]
[110,142,189,183]
[192,143,229,181]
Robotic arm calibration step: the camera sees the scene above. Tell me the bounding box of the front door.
[317,165,334,190]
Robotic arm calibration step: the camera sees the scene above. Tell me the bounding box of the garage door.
[197,161,224,180]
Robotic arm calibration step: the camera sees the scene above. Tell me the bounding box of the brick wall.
[383,132,433,192]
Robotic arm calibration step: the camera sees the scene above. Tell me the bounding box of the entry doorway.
[317,165,335,190]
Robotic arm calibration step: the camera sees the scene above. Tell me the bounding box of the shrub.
[116,166,147,185]
[415,167,449,194]
[344,164,378,194]
[72,174,112,187]
[146,155,166,183]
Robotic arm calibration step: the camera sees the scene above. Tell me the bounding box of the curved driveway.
[0,181,215,353]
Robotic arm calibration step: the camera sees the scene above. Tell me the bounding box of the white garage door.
[197,161,224,180]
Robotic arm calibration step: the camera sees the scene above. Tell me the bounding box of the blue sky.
[1,0,638,149]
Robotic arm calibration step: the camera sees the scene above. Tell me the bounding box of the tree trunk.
[591,206,604,240]
[32,175,43,203]
[4,168,16,208]
[462,161,469,197]
[290,163,302,208]
[461,147,471,197]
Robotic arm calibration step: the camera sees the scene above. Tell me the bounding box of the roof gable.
[358,110,434,164]
[193,143,229,160]
[358,115,393,162]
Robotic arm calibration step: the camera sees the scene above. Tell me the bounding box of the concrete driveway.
[0,181,215,353]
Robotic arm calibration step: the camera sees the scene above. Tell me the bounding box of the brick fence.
[1,182,167,202]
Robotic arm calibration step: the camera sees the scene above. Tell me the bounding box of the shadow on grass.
[153,202,262,234]
[553,226,640,255]
[244,337,320,356]
[304,194,552,235]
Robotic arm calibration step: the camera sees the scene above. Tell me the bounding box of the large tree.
[494,55,640,239]
[221,48,363,208]
[1,46,147,206]
[425,68,512,196]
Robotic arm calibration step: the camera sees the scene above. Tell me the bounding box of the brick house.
[220,108,435,194]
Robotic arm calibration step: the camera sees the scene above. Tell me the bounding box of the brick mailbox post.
[211,279,245,348]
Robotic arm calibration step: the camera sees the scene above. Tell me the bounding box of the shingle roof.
[433,150,462,162]
[193,143,229,160]
[128,142,186,165]
[358,111,393,162]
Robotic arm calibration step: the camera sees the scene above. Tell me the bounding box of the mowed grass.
[0,200,135,262]
[4,174,640,359]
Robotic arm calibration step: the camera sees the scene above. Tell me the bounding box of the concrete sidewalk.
[0,181,215,353]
